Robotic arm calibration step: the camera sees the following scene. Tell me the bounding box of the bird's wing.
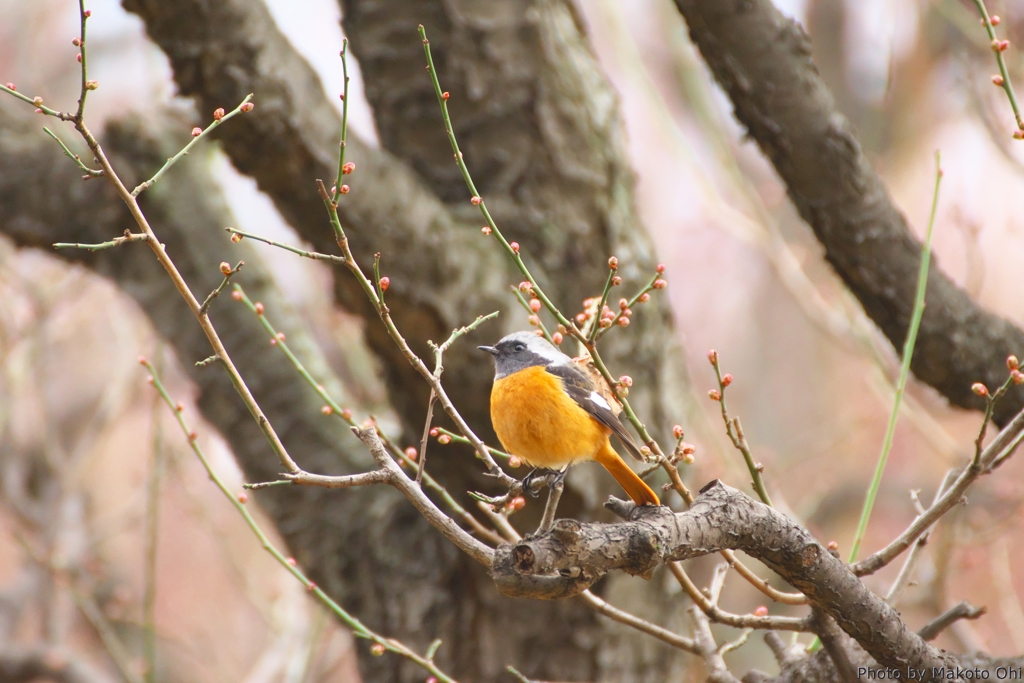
[546,364,646,461]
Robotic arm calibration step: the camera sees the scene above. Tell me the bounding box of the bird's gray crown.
[479,331,570,379]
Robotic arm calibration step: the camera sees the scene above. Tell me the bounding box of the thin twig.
[709,352,771,506]
[130,94,254,197]
[970,0,1024,133]
[917,601,987,642]
[54,230,149,251]
[42,127,102,176]
[143,351,165,683]
[226,228,346,263]
[199,261,243,314]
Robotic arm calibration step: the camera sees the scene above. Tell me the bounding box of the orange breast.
[490,366,610,469]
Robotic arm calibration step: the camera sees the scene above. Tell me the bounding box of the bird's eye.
[514,343,526,352]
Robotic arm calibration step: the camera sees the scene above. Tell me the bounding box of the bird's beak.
[478,345,498,356]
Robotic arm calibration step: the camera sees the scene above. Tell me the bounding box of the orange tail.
[595,442,660,506]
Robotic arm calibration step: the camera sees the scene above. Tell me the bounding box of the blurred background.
[2,0,1024,681]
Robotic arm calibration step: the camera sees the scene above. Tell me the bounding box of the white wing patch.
[589,391,612,411]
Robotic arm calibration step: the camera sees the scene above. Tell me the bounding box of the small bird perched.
[479,331,660,506]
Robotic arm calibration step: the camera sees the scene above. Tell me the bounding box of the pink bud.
[191,127,202,137]
[608,256,618,270]
[673,425,684,438]
[341,408,353,420]
[438,434,452,445]
[530,299,542,312]
[508,455,522,468]
[754,606,768,617]
[240,102,254,112]
[827,540,839,551]
[1008,355,1020,370]
[342,162,355,175]
[237,492,248,504]
[721,373,733,387]
[339,184,350,194]
[83,9,91,17]
[213,107,225,120]
[4,83,14,91]
[471,196,482,205]
[442,91,450,100]
[707,349,718,365]
[230,232,243,243]
[1014,130,1024,140]
[219,262,232,275]
[481,226,492,235]
[518,281,531,292]
[709,389,721,401]
[286,557,297,566]
[552,332,563,345]
[321,405,333,415]
[528,314,540,326]
[175,402,184,412]
[379,276,390,292]
[656,263,666,273]
[638,292,650,303]
[993,75,1005,86]
[619,375,633,387]
[611,275,622,286]
[992,15,1001,25]
[72,38,81,46]
[652,279,667,289]
[510,242,520,253]
[77,53,82,62]
[972,382,989,397]
[138,355,148,365]
[508,496,526,511]
[1012,370,1024,385]
[405,446,418,461]
[617,317,630,327]
[254,302,265,315]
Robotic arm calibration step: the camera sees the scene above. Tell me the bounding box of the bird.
[479,331,660,506]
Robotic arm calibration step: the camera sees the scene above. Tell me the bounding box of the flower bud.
[599,318,612,328]
[652,279,667,289]
[191,127,202,137]
[321,405,333,415]
[508,496,526,512]
[237,491,248,504]
[528,314,540,326]
[510,242,520,253]
[673,424,684,439]
[530,299,542,312]
[1014,130,1024,140]
[992,15,1001,25]
[1008,355,1019,370]
[175,402,184,412]
[1012,370,1024,385]
[442,91,450,100]
[722,373,733,387]
[83,9,91,17]
[471,196,482,205]
[306,582,317,591]
[370,643,386,657]
[972,382,988,397]
[379,276,390,292]
[656,263,666,273]
[617,317,629,327]
[213,107,225,120]
[619,298,629,310]
[341,408,353,420]
[754,606,768,617]
[827,540,839,551]
[219,262,232,275]
[85,80,98,90]
[254,302,265,315]
[4,83,14,90]
[240,102,254,112]
[429,427,439,437]
[709,389,721,401]
[286,556,297,566]
[339,184,350,194]
[619,375,633,387]
[138,355,148,365]
[508,455,522,468]
[576,313,587,325]
[231,290,243,301]
[551,332,563,345]
[77,53,82,62]
[437,434,452,445]
[33,96,43,105]
[230,233,243,243]
[72,38,81,46]
[707,349,718,365]
[640,446,651,457]
[638,292,651,303]
[608,256,618,270]
[405,446,418,461]
[681,443,696,455]
[993,75,1005,86]
[481,226,492,235]
[611,275,622,286]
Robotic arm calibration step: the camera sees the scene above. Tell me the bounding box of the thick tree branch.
[672,0,1024,426]
[493,480,985,678]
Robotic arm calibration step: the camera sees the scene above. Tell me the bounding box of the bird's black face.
[479,333,555,379]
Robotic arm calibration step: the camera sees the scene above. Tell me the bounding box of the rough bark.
[494,480,1024,681]
[114,0,693,681]
[672,0,1024,426]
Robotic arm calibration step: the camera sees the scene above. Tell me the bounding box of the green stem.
[848,152,943,563]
